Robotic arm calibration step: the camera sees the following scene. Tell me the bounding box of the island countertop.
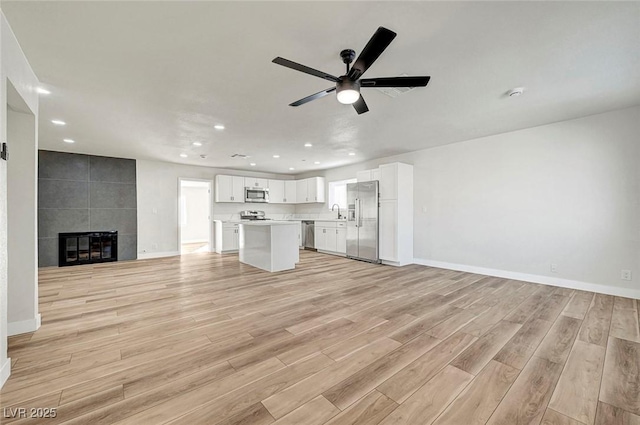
[239,220,299,226]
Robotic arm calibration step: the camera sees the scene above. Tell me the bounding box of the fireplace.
[58,231,118,267]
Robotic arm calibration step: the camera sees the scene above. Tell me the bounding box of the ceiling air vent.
[231,154,249,158]
[375,74,417,98]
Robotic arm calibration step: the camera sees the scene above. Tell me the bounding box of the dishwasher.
[301,221,315,250]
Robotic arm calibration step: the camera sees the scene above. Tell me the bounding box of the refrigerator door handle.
[355,198,360,228]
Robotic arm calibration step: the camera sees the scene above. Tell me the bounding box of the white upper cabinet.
[284,180,297,203]
[261,179,298,203]
[379,163,398,200]
[216,175,322,204]
[215,175,245,203]
[296,179,309,203]
[244,177,268,188]
[268,179,285,203]
[357,168,380,182]
[296,177,325,203]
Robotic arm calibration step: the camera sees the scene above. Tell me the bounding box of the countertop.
[214,218,346,223]
[239,220,299,226]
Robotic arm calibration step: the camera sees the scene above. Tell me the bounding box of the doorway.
[178,179,212,254]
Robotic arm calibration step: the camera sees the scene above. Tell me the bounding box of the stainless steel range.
[239,210,270,221]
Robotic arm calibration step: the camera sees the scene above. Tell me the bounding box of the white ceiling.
[2,1,639,174]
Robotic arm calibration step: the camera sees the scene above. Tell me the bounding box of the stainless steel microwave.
[245,187,269,203]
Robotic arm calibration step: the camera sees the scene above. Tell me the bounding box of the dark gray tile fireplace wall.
[38,151,137,266]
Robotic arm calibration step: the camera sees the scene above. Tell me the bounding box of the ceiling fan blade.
[352,94,369,115]
[273,57,339,83]
[290,87,337,107]
[360,76,430,88]
[348,27,397,81]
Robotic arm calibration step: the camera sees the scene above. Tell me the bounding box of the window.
[328,178,357,210]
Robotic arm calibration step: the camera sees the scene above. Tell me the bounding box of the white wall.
[180,185,210,243]
[137,160,295,257]
[296,107,640,298]
[0,11,40,388]
[7,107,38,334]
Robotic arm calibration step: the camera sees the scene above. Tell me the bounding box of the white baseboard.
[138,251,180,260]
[181,239,209,244]
[7,313,41,336]
[413,258,640,300]
[0,358,10,389]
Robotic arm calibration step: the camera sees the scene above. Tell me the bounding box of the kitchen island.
[239,221,300,272]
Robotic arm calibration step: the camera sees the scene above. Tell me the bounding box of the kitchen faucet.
[331,204,343,219]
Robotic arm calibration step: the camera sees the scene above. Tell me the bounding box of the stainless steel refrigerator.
[346,181,380,263]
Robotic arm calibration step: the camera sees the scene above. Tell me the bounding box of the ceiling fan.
[272,26,430,115]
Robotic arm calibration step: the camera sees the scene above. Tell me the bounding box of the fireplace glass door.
[59,231,118,267]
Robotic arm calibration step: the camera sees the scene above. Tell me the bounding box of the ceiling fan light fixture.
[336,79,360,105]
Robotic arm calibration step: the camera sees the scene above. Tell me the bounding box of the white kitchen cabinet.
[296,177,325,203]
[377,162,413,266]
[379,200,398,261]
[284,180,297,203]
[269,179,297,203]
[357,168,380,182]
[315,221,345,256]
[214,221,239,253]
[268,179,285,203]
[244,177,268,188]
[336,227,346,254]
[296,179,308,203]
[215,175,245,203]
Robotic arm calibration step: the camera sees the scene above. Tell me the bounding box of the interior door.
[356,181,379,262]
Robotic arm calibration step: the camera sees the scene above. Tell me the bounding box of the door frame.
[178,178,214,254]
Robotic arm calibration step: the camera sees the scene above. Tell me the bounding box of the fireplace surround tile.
[90,156,136,184]
[90,182,137,209]
[90,208,137,235]
[38,150,89,181]
[38,179,89,209]
[38,151,137,266]
[38,208,90,238]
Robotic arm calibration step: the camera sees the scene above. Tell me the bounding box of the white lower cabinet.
[336,227,346,254]
[214,221,239,253]
[315,221,346,255]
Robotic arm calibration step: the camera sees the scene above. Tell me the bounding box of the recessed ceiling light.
[36,87,51,95]
[304,143,312,147]
[180,153,187,158]
[63,139,75,144]
[51,120,66,126]
[192,142,202,146]
[214,124,225,130]
[273,154,280,158]
[289,167,295,171]
[314,161,320,165]
[348,152,356,156]
[250,163,256,166]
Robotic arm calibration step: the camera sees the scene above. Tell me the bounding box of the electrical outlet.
[550,263,558,273]
[621,270,632,281]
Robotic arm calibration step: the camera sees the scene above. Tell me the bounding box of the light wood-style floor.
[2,251,639,425]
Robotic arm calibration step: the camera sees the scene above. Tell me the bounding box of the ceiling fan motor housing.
[336,77,361,104]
